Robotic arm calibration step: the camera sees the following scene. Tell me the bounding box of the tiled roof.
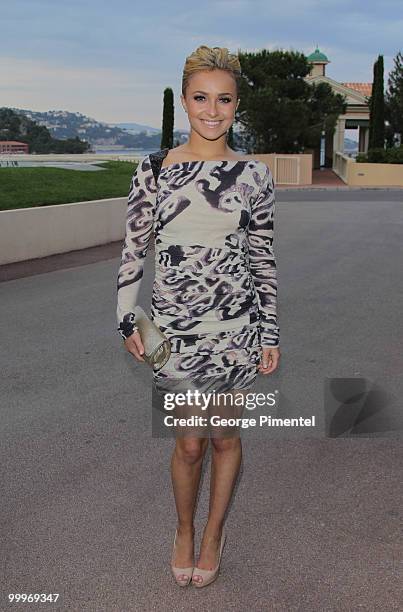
[0,140,28,145]
[341,83,372,96]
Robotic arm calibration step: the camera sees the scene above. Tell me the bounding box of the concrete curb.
[277,185,403,191]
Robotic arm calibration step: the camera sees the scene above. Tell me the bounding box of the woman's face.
[181,69,239,141]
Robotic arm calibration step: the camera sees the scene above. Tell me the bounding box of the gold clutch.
[133,305,171,370]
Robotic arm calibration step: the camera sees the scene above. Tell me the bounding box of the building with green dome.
[307,47,330,77]
[305,46,371,168]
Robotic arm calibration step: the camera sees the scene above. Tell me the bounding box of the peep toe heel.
[192,528,226,588]
[170,528,194,587]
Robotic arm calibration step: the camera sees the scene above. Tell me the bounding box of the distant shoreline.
[92,147,157,156]
[0,148,156,161]
[0,152,146,163]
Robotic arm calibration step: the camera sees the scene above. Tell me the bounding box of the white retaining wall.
[0,197,128,265]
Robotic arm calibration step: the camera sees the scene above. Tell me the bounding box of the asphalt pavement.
[1,188,402,611]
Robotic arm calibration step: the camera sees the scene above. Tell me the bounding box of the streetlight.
[320,116,326,170]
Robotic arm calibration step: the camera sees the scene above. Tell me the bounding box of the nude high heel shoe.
[170,528,194,587]
[191,528,226,588]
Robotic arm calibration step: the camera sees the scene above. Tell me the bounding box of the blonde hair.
[182,45,242,97]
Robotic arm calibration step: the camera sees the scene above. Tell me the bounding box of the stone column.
[333,117,346,154]
[358,126,369,153]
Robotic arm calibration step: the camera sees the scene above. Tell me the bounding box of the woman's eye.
[193,96,232,103]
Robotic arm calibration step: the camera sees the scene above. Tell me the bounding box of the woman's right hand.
[124,330,145,362]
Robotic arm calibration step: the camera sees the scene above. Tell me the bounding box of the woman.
[116,45,280,588]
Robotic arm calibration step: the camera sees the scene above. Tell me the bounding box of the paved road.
[1,190,402,611]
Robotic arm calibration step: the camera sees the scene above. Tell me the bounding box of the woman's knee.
[210,436,241,453]
[175,437,208,464]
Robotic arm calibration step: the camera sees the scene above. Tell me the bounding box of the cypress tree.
[368,59,377,149]
[385,50,403,147]
[161,88,174,149]
[369,56,385,149]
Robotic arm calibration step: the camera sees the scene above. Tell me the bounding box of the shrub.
[367,148,389,163]
[356,146,403,164]
[386,146,403,164]
[356,153,368,162]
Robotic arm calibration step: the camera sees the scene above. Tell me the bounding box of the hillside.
[10,108,188,149]
[0,107,90,154]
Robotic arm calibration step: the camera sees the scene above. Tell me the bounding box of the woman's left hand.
[257,346,281,375]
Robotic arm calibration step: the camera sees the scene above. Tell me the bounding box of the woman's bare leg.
[193,388,246,573]
[170,397,209,567]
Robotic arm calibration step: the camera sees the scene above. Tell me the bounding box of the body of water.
[92,147,157,156]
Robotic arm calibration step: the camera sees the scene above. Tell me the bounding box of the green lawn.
[0,161,138,211]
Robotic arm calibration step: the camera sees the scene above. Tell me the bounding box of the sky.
[1,0,402,130]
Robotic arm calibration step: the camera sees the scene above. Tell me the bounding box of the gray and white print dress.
[116,150,280,395]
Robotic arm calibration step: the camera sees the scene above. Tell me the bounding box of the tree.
[368,55,385,149]
[161,88,174,149]
[368,59,376,149]
[302,81,347,154]
[385,50,403,147]
[0,107,21,139]
[235,49,346,154]
[227,124,235,149]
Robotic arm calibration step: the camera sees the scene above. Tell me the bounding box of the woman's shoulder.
[156,147,190,167]
[145,147,272,181]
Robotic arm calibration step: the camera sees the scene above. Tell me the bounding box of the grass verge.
[0,161,137,211]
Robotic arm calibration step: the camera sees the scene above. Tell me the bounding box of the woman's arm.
[116,154,156,340]
[247,165,280,348]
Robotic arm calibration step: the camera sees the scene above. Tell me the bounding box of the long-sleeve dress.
[116,150,279,395]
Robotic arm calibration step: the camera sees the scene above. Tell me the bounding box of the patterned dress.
[116,150,280,396]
